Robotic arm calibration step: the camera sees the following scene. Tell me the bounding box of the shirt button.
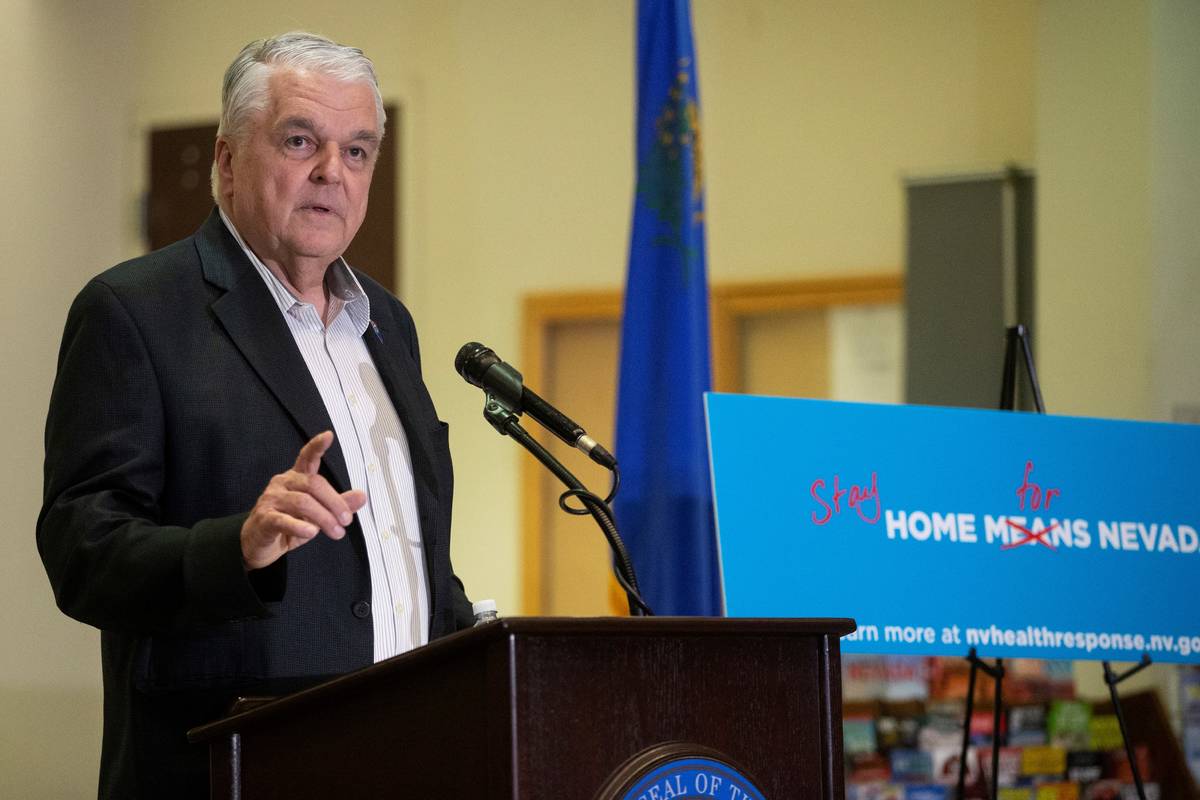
[367,463,377,473]
[348,393,358,406]
[394,601,404,615]
[351,600,371,619]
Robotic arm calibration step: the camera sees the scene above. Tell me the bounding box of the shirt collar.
[219,207,371,335]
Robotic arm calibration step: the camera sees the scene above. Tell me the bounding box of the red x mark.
[1002,518,1059,551]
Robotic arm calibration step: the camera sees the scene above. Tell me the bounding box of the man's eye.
[285,136,309,149]
[347,146,366,160]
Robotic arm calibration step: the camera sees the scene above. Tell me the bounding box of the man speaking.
[37,32,474,798]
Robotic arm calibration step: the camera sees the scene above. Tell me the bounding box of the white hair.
[211,31,386,202]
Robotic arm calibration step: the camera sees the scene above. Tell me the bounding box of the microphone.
[455,342,616,469]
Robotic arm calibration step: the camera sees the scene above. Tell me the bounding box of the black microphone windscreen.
[455,342,501,387]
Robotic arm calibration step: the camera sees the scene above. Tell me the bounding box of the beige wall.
[698,1,1036,274]
[1,1,134,796]
[5,1,1195,796]
[1036,0,1200,424]
[1036,0,1154,419]
[1149,0,1200,423]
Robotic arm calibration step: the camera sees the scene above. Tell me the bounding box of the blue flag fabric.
[614,0,722,616]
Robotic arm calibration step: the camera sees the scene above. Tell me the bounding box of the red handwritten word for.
[810,472,880,525]
[1015,460,1061,510]
[1004,461,1063,551]
[1002,518,1060,551]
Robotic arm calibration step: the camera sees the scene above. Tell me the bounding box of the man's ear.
[214,136,235,198]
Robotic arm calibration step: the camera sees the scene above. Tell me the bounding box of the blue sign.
[618,756,765,800]
[706,394,1200,663]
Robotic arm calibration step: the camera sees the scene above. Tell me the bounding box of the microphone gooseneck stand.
[479,391,653,617]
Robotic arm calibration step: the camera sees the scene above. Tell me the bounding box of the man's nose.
[311,143,343,184]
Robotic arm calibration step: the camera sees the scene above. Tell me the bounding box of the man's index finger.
[294,431,333,475]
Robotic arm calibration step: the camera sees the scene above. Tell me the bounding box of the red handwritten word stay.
[810,472,880,525]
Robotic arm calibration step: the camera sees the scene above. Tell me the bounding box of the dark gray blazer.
[38,210,473,799]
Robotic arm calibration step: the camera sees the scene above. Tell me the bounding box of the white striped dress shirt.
[220,210,429,661]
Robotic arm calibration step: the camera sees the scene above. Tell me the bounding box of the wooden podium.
[189,617,855,798]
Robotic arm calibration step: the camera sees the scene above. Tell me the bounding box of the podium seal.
[594,742,767,800]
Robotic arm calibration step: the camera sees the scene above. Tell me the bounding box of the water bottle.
[472,598,499,626]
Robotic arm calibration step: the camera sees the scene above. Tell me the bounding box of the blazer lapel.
[194,210,353,493]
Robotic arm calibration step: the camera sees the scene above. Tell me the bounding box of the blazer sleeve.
[37,279,282,634]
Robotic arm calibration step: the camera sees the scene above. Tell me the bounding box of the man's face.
[218,69,380,274]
